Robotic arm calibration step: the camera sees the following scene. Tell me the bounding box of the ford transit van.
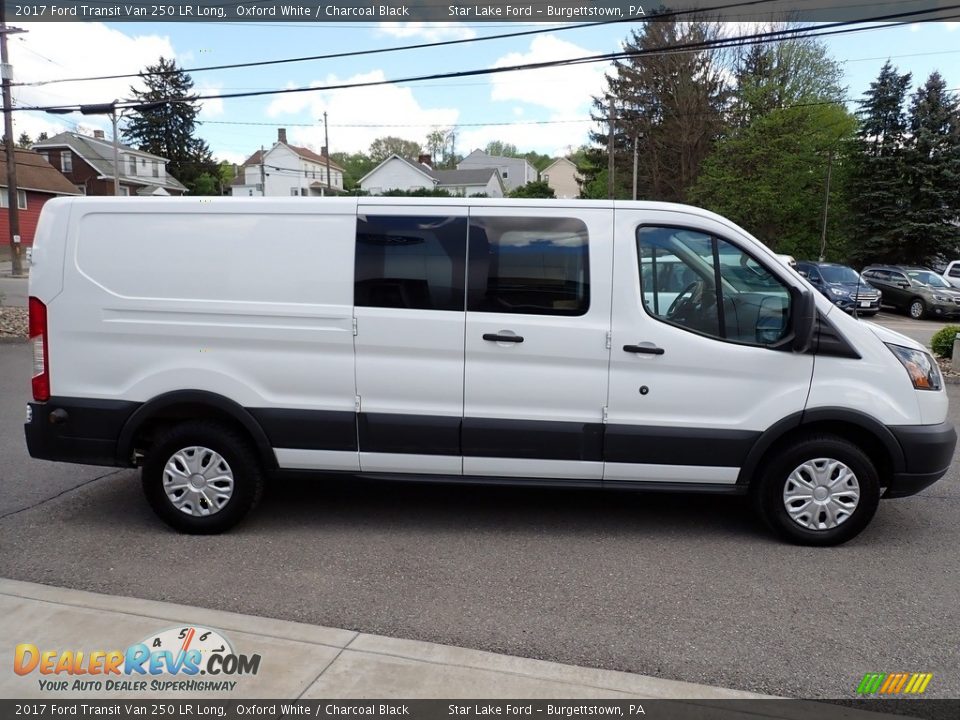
[24,197,956,545]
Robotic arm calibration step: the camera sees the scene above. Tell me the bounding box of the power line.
[20,4,955,115]
[10,0,784,88]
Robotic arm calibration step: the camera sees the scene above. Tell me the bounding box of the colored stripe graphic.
[857,672,932,695]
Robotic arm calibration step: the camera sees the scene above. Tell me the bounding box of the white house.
[359,155,504,197]
[456,150,538,193]
[540,158,582,199]
[231,129,345,197]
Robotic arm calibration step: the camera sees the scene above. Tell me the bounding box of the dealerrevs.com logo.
[14,626,261,693]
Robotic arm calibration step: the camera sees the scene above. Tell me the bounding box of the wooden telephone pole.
[1,8,26,276]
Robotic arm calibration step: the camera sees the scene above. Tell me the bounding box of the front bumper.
[886,422,957,498]
[929,303,960,318]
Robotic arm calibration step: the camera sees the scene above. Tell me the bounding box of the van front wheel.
[141,421,263,534]
[753,435,880,546]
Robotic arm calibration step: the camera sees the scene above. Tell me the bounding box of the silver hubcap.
[163,446,235,517]
[911,302,923,318]
[783,458,860,531]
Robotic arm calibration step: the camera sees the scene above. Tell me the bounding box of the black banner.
[1,0,958,23]
[2,700,960,720]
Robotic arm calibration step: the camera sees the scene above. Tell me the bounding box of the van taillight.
[29,297,49,402]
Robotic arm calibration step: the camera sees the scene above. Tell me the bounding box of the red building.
[0,149,81,248]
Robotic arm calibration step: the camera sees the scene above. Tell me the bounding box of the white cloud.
[196,84,224,118]
[377,22,476,41]
[488,35,605,115]
[265,70,459,155]
[947,22,959,31]
[11,23,176,111]
[211,150,249,166]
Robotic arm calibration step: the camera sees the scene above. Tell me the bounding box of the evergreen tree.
[16,132,32,148]
[122,57,218,195]
[901,72,960,265]
[847,61,913,265]
[591,19,728,202]
[508,180,555,199]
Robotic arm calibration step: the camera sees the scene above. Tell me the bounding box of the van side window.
[637,226,791,346]
[355,215,467,311]
[468,216,589,316]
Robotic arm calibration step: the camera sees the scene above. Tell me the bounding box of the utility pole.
[818,149,834,262]
[1,10,26,276]
[259,145,265,197]
[607,98,615,200]
[323,111,330,195]
[632,135,638,201]
[110,105,119,196]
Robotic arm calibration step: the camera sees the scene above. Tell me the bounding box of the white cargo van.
[24,197,955,545]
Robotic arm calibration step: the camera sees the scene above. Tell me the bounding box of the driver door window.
[637,226,791,346]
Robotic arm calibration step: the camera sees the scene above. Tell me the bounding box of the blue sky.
[9,20,959,165]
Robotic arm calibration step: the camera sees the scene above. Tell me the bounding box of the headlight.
[933,294,953,302]
[829,287,847,297]
[886,343,942,391]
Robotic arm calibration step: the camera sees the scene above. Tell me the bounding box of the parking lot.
[1,301,959,700]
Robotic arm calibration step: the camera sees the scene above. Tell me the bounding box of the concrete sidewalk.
[0,578,895,719]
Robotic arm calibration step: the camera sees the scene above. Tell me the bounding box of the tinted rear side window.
[355,215,467,311]
[467,216,589,316]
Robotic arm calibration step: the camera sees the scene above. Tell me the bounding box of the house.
[456,150,538,193]
[33,131,187,196]
[231,129,345,197]
[358,154,505,197]
[540,158,582,199]
[0,149,81,247]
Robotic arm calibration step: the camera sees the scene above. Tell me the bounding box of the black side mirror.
[790,287,816,353]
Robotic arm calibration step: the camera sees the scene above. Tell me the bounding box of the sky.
[7,19,960,167]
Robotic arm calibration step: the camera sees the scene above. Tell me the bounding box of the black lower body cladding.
[885,422,957,498]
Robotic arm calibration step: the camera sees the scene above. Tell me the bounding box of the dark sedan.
[796,261,882,316]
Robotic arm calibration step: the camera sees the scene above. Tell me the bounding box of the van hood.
[861,320,926,352]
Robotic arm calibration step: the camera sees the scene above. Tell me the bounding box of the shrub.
[930,325,960,358]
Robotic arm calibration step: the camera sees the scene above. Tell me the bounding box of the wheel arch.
[738,408,904,489]
[116,390,277,470]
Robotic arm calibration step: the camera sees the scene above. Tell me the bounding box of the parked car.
[796,261,881,316]
[940,260,960,289]
[23,198,956,546]
[861,265,960,320]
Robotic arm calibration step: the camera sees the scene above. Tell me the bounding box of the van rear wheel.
[753,434,880,546]
[141,420,263,534]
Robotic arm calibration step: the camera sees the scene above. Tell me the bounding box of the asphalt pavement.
[1,336,959,700]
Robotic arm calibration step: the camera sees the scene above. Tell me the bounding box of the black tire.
[141,420,263,534]
[908,298,926,320]
[752,434,880,546]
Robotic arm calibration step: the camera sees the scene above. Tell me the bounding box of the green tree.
[690,103,856,258]
[484,141,519,157]
[731,30,846,128]
[122,57,218,195]
[847,61,913,265]
[508,180,555,199]
[16,132,32,148]
[331,151,376,190]
[592,18,728,201]
[900,72,960,265]
[369,136,421,162]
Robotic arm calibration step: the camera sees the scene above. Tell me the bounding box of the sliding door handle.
[483,333,524,343]
[623,343,664,355]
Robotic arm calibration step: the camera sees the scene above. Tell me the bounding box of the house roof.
[431,168,499,186]
[33,132,188,192]
[0,150,81,196]
[357,154,436,186]
[238,142,345,176]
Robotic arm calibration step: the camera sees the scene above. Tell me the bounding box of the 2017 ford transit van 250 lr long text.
[24,198,956,545]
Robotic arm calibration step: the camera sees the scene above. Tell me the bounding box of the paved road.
[1,342,959,700]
